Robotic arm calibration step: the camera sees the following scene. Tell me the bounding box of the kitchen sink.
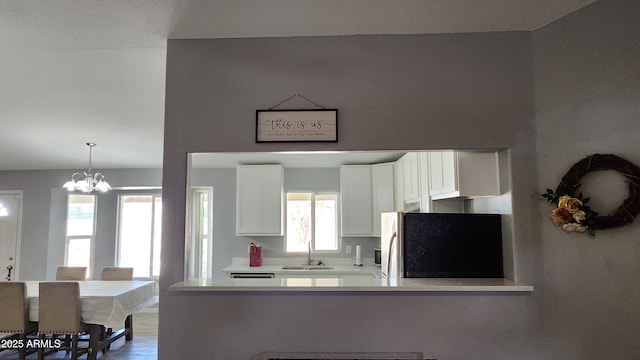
[305,265,334,270]
[281,265,334,270]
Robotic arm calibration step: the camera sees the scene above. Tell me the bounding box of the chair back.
[101,267,134,281]
[0,282,29,333]
[38,282,83,334]
[55,266,87,280]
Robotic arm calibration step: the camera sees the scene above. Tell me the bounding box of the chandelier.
[62,142,112,193]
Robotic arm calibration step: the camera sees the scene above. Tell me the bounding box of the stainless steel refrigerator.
[381,212,504,279]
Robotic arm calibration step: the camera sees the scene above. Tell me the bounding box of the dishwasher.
[230,272,275,278]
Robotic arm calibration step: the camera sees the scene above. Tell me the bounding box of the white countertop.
[170,276,533,293]
[170,258,534,292]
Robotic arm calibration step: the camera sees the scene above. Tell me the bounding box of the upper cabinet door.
[340,165,373,237]
[371,163,395,237]
[417,152,431,213]
[341,163,395,237]
[428,151,444,196]
[236,165,284,236]
[440,151,457,194]
[401,152,420,205]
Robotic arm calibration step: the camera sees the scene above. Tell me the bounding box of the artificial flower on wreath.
[541,189,598,236]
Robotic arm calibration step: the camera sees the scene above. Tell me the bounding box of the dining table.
[25,280,157,359]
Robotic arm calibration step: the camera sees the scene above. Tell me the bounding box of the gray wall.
[0,168,162,280]
[162,29,537,359]
[533,0,640,357]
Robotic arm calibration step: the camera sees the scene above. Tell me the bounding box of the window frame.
[64,194,97,279]
[285,191,340,254]
[189,186,214,279]
[115,191,162,279]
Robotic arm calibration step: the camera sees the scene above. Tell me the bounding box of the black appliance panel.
[403,213,503,278]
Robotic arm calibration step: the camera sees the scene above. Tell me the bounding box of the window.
[189,187,212,279]
[117,193,162,277]
[65,194,96,274]
[286,192,338,253]
[0,202,8,217]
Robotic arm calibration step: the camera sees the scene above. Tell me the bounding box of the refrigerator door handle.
[385,231,397,277]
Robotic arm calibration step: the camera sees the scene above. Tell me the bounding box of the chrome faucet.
[306,242,324,266]
[306,242,313,265]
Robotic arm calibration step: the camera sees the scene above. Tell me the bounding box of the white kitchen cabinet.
[428,151,444,196]
[371,163,395,236]
[340,165,373,236]
[401,152,420,206]
[429,151,500,200]
[236,165,284,236]
[417,152,432,213]
[341,163,395,237]
[393,161,404,211]
[441,151,457,194]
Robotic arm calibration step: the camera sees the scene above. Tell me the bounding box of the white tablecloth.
[26,280,157,329]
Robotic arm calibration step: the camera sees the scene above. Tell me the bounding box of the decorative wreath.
[541,153,640,236]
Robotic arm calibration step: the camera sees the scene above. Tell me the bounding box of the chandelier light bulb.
[94,179,111,192]
[62,179,77,190]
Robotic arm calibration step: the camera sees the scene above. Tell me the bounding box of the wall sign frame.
[256,109,338,143]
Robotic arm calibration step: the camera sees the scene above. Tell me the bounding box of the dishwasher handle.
[230,272,275,279]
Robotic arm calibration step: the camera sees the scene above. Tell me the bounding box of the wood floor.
[0,312,158,360]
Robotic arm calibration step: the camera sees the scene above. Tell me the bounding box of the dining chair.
[100,266,134,281]
[0,282,37,360]
[55,266,87,280]
[100,266,134,342]
[37,282,90,360]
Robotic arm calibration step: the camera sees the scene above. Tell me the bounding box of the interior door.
[0,192,22,281]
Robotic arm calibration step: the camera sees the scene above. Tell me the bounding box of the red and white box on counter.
[249,242,262,267]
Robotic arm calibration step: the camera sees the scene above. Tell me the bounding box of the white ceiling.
[0,0,598,170]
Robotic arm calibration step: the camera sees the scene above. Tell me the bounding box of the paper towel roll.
[355,244,362,266]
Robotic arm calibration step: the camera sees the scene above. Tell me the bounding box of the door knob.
[6,264,13,281]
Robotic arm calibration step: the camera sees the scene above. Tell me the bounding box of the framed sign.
[256,109,338,143]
